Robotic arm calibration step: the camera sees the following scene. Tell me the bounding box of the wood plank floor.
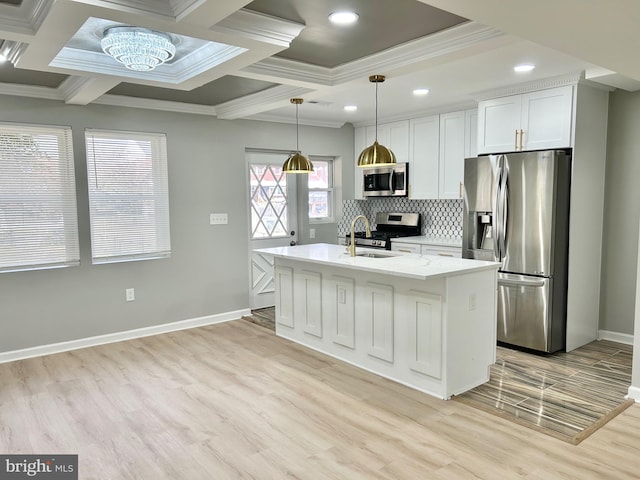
[1,320,639,479]
[455,341,634,444]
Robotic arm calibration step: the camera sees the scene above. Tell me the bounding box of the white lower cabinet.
[421,245,462,258]
[390,242,421,254]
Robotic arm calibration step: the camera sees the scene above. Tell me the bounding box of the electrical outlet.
[126,288,135,302]
[468,293,476,311]
[209,213,228,225]
[309,228,315,239]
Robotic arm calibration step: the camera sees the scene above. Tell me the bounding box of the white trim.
[0,308,250,364]
[598,329,634,345]
[627,386,640,402]
[472,72,584,101]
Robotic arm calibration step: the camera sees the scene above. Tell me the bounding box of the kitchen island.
[256,243,500,399]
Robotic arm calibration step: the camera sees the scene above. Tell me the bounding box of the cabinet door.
[477,95,521,154]
[439,111,466,199]
[364,282,394,363]
[521,86,573,150]
[465,108,478,159]
[275,266,294,328]
[298,270,322,337]
[353,127,366,200]
[407,290,442,379]
[384,120,410,163]
[409,115,439,199]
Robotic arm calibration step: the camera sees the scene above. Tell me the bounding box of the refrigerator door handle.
[493,155,506,260]
[498,277,546,288]
[499,167,508,258]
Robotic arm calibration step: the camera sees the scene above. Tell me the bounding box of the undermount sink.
[355,252,395,259]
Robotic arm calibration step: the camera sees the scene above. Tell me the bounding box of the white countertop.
[390,236,463,248]
[255,243,498,280]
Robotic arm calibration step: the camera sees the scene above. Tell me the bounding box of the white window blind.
[85,129,171,264]
[0,123,79,273]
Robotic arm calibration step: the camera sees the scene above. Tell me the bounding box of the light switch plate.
[210,213,228,225]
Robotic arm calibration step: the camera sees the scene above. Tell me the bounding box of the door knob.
[290,230,295,236]
[290,241,297,246]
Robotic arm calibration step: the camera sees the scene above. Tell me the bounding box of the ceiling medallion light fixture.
[101,26,176,71]
[328,11,359,25]
[283,98,314,174]
[357,75,396,167]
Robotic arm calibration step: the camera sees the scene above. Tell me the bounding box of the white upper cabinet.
[354,121,409,200]
[465,108,478,159]
[439,111,466,199]
[409,115,439,199]
[477,85,573,154]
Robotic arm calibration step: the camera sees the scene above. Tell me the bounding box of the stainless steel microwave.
[362,163,408,197]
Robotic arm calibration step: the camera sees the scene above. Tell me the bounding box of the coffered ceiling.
[0,0,638,128]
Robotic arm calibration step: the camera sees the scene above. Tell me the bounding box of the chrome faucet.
[348,215,371,257]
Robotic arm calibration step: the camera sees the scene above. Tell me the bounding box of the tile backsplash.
[338,198,463,238]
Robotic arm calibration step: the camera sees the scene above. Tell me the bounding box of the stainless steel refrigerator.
[462,150,571,353]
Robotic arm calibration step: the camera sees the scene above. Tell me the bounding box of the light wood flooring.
[1,320,639,479]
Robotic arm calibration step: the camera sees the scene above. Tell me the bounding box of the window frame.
[308,156,335,224]
[0,122,80,273]
[84,128,171,265]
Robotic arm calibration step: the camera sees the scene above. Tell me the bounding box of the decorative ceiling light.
[357,75,396,167]
[328,11,359,25]
[283,98,314,174]
[514,63,535,73]
[101,26,176,71]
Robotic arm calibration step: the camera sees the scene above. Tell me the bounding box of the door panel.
[497,273,553,351]
[502,151,557,276]
[247,151,298,309]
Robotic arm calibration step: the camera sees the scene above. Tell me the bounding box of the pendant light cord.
[375,80,379,141]
[296,103,300,151]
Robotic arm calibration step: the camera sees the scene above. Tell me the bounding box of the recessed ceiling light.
[514,64,535,73]
[413,88,429,96]
[344,105,358,112]
[328,11,359,25]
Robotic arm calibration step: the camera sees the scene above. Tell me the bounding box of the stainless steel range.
[346,212,421,250]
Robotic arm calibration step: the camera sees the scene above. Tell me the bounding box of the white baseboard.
[627,386,640,402]
[598,329,634,345]
[0,308,251,364]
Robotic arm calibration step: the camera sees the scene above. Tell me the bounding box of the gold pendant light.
[283,98,314,173]
[357,75,396,167]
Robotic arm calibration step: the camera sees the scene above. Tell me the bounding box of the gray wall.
[599,89,640,335]
[0,95,353,353]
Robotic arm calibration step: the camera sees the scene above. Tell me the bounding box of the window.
[308,157,334,222]
[0,123,79,273]
[85,129,171,264]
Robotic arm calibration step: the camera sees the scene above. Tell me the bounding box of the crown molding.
[0,0,52,38]
[93,94,217,116]
[212,9,305,48]
[69,0,175,17]
[215,84,312,119]
[472,71,585,100]
[0,83,62,101]
[246,112,346,129]
[351,100,478,128]
[332,22,505,85]
[241,56,333,87]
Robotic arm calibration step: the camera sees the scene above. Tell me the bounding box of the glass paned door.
[247,151,298,309]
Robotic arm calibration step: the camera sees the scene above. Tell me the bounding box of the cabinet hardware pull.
[514,129,519,150]
[519,129,524,150]
[459,181,463,198]
[438,253,454,257]
[399,249,412,253]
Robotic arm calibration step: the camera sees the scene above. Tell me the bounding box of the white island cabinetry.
[258,243,499,400]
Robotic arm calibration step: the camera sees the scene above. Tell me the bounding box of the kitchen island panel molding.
[263,244,499,399]
[328,276,356,349]
[364,282,395,363]
[300,270,323,338]
[275,266,294,328]
[407,290,443,380]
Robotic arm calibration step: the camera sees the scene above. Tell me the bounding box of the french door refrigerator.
[462,150,571,353]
